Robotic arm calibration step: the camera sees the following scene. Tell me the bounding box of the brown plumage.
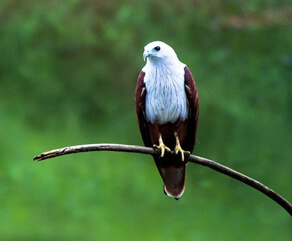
[135,41,199,199]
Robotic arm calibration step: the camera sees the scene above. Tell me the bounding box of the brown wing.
[184,66,199,152]
[135,71,152,147]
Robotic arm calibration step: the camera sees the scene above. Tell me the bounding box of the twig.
[33,143,292,216]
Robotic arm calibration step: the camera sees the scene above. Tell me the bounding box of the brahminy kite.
[135,41,199,199]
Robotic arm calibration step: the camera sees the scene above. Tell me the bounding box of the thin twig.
[33,143,292,217]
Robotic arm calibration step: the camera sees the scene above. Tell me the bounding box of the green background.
[0,0,291,240]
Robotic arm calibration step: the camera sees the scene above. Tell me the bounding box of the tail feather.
[154,154,186,200]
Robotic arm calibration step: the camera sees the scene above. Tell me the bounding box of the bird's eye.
[154,46,161,51]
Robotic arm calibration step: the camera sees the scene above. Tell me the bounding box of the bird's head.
[143,41,178,62]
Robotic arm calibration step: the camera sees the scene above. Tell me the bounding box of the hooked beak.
[143,50,151,61]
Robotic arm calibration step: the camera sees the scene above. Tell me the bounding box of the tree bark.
[33,143,292,217]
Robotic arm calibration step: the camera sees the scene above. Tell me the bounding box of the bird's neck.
[143,57,185,75]
[143,59,188,124]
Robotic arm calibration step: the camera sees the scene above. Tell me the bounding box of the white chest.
[143,64,188,124]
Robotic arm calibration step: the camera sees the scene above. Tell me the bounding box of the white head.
[143,41,179,63]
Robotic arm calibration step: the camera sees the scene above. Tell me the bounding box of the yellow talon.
[174,134,190,162]
[153,136,171,157]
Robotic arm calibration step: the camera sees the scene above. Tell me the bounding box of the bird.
[135,41,199,199]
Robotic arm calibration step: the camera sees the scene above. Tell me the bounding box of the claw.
[174,134,190,162]
[153,135,171,157]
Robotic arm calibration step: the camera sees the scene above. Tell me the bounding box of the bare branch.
[33,143,292,216]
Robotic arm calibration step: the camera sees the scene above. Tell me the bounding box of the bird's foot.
[174,141,190,162]
[153,143,171,157]
[153,136,171,158]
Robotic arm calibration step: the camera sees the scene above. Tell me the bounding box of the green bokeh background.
[0,0,291,240]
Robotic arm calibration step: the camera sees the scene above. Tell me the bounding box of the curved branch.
[33,143,292,216]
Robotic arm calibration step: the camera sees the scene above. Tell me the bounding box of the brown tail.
[154,154,186,200]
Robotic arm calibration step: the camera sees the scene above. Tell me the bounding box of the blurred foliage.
[0,0,291,240]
